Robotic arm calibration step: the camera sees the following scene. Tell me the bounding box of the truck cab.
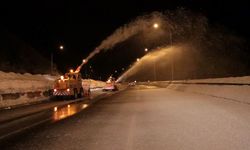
[53,72,90,99]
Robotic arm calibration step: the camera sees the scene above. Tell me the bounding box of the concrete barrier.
[0,90,52,109]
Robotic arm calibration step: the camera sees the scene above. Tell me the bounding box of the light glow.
[60,76,64,80]
[82,104,88,109]
[54,107,58,112]
[153,23,159,29]
[59,45,64,50]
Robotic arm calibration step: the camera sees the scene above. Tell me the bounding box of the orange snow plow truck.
[53,70,90,99]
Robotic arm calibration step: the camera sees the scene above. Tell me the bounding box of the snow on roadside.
[156,76,250,104]
[0,71,106,94]
[139,76,250,104]
[178,76,250,84]
[167,84,250,104]
[82,79,106,89]
[0,71,57,94]
[0,71,106,108]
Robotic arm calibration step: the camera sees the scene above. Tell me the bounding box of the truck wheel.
[88,88,91,96]
[78,88,84,98]
[73,89,78,99]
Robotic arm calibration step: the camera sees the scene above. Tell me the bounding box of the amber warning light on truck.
[60,76,64,80]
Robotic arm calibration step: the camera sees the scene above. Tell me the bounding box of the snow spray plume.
[83,12,169,63]
[116,46,178,82]
[83,9,207,65]
[82,9,247,78]
[118,38,247,82]
[117,44,201,82]
[78,9,207,73]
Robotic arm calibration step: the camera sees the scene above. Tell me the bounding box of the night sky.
[1,0,250,80]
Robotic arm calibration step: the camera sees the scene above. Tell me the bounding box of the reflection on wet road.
[0,89,113,147]
[53,103,89,121]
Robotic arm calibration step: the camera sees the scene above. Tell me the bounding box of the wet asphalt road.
[2,86,250,150]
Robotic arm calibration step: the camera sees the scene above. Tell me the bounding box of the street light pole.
[170,30,174,81]
[51,53,53,75]
[152,23,160,81]
[51,45,64,75]
[154,59,157,81]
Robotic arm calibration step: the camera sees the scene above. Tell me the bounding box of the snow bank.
[0,71,107,108]
[0,71,57,94]
[0,71,58,108]
[0,71,106,95]
[82,79,106,89]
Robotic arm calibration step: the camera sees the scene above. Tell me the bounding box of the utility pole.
[51,45,64,75]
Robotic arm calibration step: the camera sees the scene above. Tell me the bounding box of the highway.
[1,85,250,150]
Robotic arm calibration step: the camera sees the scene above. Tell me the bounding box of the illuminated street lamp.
[59,45,64,50]
[144,48,148,52]
[136,58,140,62]
[152,22,174,81]
[51,45,64,75]
[153,23,159,29]
[83,59,87,63]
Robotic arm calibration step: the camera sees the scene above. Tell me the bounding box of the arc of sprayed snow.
[84,12,166,63]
